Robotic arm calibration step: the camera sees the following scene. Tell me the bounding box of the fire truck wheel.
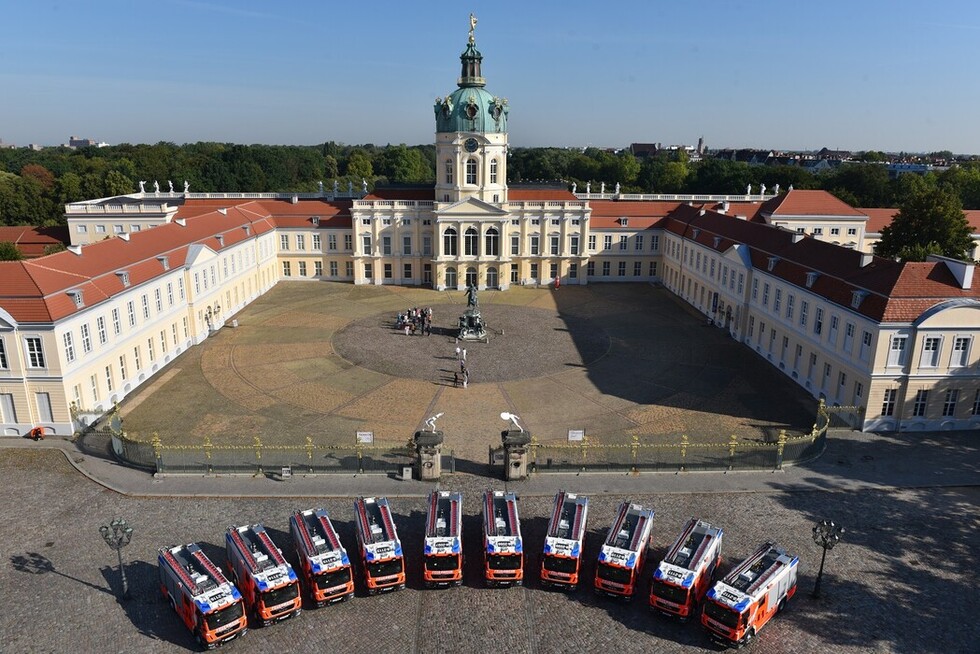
[744,628,756,645]
[777,598,786,612]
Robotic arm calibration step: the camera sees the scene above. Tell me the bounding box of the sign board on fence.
[356,431,374,444]
[567,429,585,442]
[281,466,292,478]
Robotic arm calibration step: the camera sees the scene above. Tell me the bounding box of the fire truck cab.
[650,517,723,620]
[482,489,524,587]
[423,490,463,588]
[289,508,355,606]
[594,501,654,601]
[701,541,798,647]
[224,524,302,626]
[539,490,589,590]
[158,542,248,650]
[353,496,406,594]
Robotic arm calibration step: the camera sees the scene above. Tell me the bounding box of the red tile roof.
[0,226,69,257]
[761,189,867,217]
[861,207,980,234]
[364,188,434,201]
[509,189,578,201]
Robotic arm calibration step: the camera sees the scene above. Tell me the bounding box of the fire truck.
[224,524,302,626]
[482,489,524,587]
[353,496,406,594]
[539,490,589,590]
[701,541,799,647]
[650,517,723,620]
[158,542,248,649]
[289,507,355,606]
[422,490,464,588]
[594,500,654,600]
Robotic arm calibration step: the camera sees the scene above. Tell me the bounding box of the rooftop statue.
[468,13,478,44]
[183,180,189,193]
[138,180,146,193]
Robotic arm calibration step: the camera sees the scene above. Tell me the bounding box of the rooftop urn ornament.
[423,412,444,432]
[99,517,134,600]
[138,180,146,193]
[500,411,524,433]
[811,519,844,599]
[468,13,478,44]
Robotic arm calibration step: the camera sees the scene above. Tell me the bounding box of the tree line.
[1,142,979,262]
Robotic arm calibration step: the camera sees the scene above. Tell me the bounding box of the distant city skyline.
[2,1,979,153]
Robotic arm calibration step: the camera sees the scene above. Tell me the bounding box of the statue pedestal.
[414,430,444,481]
[457,308,488,342]
[501,429,531,480]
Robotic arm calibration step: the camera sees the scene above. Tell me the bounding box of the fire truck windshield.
[704,600,742,629]
[424,554,460,571]
[314,567,351,590]
[205,601,244,631]
[596,562,632,585]
[542,555,578,574]
[367,559,403,578]
[651,579,690,604]
[261,581,299,607]
[487,553,522,570]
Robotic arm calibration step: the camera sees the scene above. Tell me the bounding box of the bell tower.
[434,14,508,205]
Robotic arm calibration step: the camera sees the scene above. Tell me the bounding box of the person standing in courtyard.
[462,348,467,362]
[455,345,461,360]
[453,371,460,388]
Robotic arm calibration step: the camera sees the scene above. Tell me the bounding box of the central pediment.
[435,196,509,219]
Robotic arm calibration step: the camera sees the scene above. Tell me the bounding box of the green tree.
[345,151,374,180]
[875,184,974,261]
[374,145,432,183]
[0,241,23,260]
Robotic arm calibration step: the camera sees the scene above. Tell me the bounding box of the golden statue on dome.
[468,13,478,44]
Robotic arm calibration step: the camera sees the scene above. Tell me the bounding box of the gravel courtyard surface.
[2,449,977,654]
[333,303,610,382]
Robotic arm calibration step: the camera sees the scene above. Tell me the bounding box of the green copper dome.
[434,38,508,134]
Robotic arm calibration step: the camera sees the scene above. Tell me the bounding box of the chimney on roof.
[68,245,82,256]
[792,232,805,243]
[927,254,974,289]
[860,252,874,267]
[175,218,186,227]
[720,201,730,214]
[217,208,228,215]
[699,209,706,216]
[291,195,299,204]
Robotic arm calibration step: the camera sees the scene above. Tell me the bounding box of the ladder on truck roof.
[163,547,213,594]
[190,545,230,587]
[230,525,287,574]
[357,497,396,544]
[548,491,586,540]
[315,510,342,551]
[728,542,783,593]
[427,492,460,538]
[485,491,517,537]
[665,518,714,570]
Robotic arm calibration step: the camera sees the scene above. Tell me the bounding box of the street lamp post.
[811,519,844,599]
[100,518,134,600]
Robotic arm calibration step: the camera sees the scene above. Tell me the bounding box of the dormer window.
[117,271,131,288]
[619,217,629,226]
[243,224,251,236]
[311,216,320,226]
[768,256,779,271]
[691,228,700,239]
[157,256,170,270]
[851,290,868,309]
[713,236,722,249]
[805,272,819,288]
[215,234,224,247]
[67,290,84,308]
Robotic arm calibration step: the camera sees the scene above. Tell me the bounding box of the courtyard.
[121,282,816,468]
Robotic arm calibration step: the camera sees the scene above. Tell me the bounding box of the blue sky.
[2,0,979,153]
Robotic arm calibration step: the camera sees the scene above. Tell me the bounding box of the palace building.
[1,22,979,437]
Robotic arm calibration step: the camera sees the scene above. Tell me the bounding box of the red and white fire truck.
[422,490,464,588]
[539,490,589,590]
[482,489,524,587]
[353,496,406,594]
[701,541,799,647]
[594,500,654,600]
[224,524,302,626]
[289,507,355,606]
[158,542,248,649]
[650,517,723,620]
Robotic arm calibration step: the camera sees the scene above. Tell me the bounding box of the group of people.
[453,346,470,388]
[396,306,433,336]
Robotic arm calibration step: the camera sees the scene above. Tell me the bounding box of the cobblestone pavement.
[2,449,977,654]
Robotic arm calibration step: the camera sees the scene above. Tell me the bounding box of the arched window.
[445,267,458,288]
[487,266,498,288]
[485,227,499,256]
[443,227,458,256]
[465,267,478,286]
[464,227,479,256]
[465,159,477,185]
[490,159,498,184]
[445,159,453,184]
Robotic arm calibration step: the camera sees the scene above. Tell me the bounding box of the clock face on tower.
[464,138,479,153]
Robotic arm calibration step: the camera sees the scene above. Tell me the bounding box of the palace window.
[485,228,499,256]
[443,228,458,256]
[445,159,453,184]
[912,390,929,417]
[942,389,959,416]
[465,159,477,184]
[490,159,498,184]
[464,228,479,256]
